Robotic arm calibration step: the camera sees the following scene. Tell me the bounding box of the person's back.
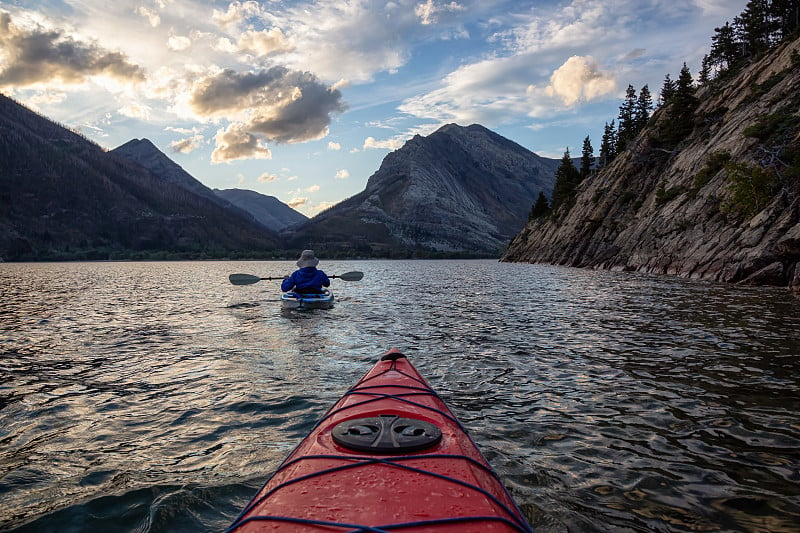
[281,250,330,294]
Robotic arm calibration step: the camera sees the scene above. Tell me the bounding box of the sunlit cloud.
[311,200,336,214]
[0,11,145,88]
[119,102,152,120]
[170,134,204,154]
[212,1,262,29]
[167,35,191,52]
[258,172,279,182]
[135,6,161,28]
[188,67,347,147]
[211,123,271,163]
[335,169,349,179]
[288,197,308,209]
[328,141,341,151]
[545,55,616,106]
[237,28,293,56]
[363,136,404,150]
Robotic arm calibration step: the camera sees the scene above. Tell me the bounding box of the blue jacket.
[281,267,330,293]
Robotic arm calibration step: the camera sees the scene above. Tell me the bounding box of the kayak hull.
[280,289,334,310]
[229,349,531,532]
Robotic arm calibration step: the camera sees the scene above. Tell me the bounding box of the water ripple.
[1,260,799,532]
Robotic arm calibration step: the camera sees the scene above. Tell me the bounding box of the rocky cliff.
[285,123,558,256]
[502,37,800,292]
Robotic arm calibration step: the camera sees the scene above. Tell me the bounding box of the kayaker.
[282,250,331,294]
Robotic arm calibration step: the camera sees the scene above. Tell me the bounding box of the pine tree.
[769,0,800,40]
[599,120,617,168]
[528,191,550,219]
[551,148,582,212]
[709,22,740,72]
[698,54,713,85]
[580,136,594,179]
[659,74,676,105]
[660,63,698,147]
[634,84,653,132]
[734,0,772,57]
[616,85,637,153]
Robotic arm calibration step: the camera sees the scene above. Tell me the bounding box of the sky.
[0,0,748,217]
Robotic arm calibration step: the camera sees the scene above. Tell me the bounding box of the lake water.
[1,260,799,532]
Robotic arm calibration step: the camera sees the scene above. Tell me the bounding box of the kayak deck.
[281,289,334,310]
[228,349,531,532]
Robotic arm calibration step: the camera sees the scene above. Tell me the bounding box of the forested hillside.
[0,94,281,260]
[504,1,800,291]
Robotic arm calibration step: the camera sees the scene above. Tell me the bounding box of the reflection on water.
[1,260,799,532]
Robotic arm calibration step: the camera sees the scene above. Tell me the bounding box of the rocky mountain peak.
[285,123,560,255]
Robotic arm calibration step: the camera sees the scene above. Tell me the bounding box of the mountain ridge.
[0,93,559,260]
[0,93,281,260]
[214,188,308,232]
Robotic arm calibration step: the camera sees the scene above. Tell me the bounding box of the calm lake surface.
[1,260,799,532]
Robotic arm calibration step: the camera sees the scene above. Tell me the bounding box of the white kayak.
[281,289,334,310]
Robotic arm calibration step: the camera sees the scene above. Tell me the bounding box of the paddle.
[229,271,364,285]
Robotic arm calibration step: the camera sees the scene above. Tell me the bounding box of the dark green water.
[1,260,799,532]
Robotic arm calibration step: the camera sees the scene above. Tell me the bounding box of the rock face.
[285,123,558,255]
[502,37,800,291]
[215,188,308,232]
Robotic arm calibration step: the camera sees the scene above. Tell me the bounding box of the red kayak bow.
[228,349,532,532]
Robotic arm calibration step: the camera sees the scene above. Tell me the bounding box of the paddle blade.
[335,271,364,281]
[229,273,262,285]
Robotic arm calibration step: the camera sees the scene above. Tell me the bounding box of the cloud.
[119,102,152,119]
[170,134,204,154]
[288,197,308,209]
[364,136,404,150]
[167,35,191,52]
[306,185,320,193]
[189,67,347,161]
[211,123,271,163]
[237,28,292,56]
[415,0,465,25]
[212,1,262,29]
[135,6,161,28]
[0,11,145,88]
[545,55,616,106]
[273,1,421,83]
[311,200,336,214]
[335,169,349,179]
[328,141,341,151]
[258,172,278,182]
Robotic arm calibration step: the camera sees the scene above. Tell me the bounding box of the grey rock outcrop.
[502,38,800,291]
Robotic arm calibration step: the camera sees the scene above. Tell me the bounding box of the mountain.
[214,188,308,232]
[502,37,800,291]
[0,93,281,260]
[112,138,227,207]
[284,123,559,256]
[111,138,304,233]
